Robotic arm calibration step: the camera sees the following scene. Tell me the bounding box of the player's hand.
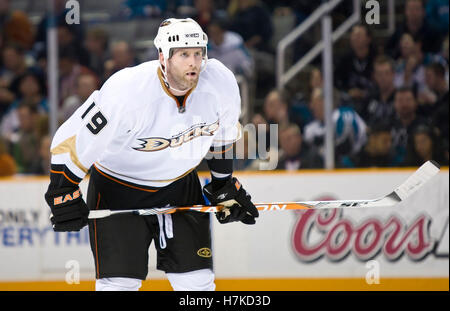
[44,187,89,232]
[203,177,259,225]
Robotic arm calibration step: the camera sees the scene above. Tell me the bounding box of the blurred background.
[0,0,448,291]
[0,0,448,175]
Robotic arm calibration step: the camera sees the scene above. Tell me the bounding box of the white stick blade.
[393,160,440,201]
[88,210,112,219]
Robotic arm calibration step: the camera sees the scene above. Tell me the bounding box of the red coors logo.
[291,208,433,262]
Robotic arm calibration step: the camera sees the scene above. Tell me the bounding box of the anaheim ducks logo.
[134,120,219,152]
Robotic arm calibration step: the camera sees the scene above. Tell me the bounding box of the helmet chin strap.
[168,82,191,94]
[159,59,192,94]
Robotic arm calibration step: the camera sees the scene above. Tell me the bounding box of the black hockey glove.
[44,187,89,232]
[203,177,259,225]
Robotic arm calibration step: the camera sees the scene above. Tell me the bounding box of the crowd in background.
[0,0,448,177]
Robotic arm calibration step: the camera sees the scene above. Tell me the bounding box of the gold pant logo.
[197,247,212,258]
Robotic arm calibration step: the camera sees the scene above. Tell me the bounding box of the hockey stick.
[88,160,440,219]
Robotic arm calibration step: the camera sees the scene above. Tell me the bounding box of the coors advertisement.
[291,208,447,263]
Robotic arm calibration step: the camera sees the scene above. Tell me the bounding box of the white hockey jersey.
[50,59,242,187]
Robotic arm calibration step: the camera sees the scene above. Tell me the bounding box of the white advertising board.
[0,169,448,282]
[215,170,449,280]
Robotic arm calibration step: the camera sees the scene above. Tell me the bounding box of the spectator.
[0,135,15,176]
[17,71,47,111]
[207,18,254,78]
[425,0,449,39]
[57,23,90,68]
[61,73,99,122]
[9,102,40,174]
[1,70,47,141]
[84,27,110,79]
[252,89,288,128]
[276,123,322,170]
[395,34,446,99]
[303,88,367,166]
[360,55,397,124]
[292,67,323,107]
[58,47,95,105]
[386,0,442,58]
[335,24,376,104]
[228,0,273,53]
[252,89,307,137]
[404,124,449,167]
[0,43,28,89]
[292,67,349,131]
[420,62,449,117]
[343,122,400,168]
[35,111,49,138]
[0,43,28,118]
[422,62,449,156]
[394,33,426,95]
[40,135,51,174]
[103,41,138,81]
[390,87,429,165]
[251,89,288,152]
[0,0,33,50]
[29,134,51,175]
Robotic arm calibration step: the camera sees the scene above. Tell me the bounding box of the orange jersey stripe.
[49,169,80,185]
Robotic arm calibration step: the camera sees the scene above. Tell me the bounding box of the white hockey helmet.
[154,18,208,65]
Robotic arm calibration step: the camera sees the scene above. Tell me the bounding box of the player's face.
[166,48,203,91]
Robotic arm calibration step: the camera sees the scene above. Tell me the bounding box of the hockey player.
[44,18,259,291]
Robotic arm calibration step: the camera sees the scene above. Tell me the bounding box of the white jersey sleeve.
[208,59,242,147]
[50,72,130,179]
